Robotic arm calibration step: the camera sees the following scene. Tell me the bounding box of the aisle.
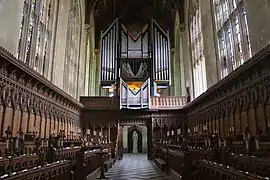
[103,154,172,180]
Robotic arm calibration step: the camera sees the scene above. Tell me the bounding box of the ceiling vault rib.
[86,0,184,48]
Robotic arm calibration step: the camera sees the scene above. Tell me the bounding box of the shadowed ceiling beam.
[162,0,166,10]
[113,0,116,17]
[104,0,107,10]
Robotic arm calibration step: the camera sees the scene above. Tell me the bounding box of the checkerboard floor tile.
[100,154,173,180]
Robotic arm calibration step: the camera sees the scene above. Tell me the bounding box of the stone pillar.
[200,0,219,86]
[51,0,70,90]
[170,48,177,96]
[84,25,91,96]
[46,0,60,81]
[181,23,194,100]
[179,26,187,96]
[117,125,124,159]
[76,22,89,99]
[173,25,187,97]
[94,49,100,96]
[147,119,153,160]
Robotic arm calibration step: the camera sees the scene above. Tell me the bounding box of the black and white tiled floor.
[101,154,172,180]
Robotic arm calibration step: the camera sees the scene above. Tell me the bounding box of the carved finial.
[5,126,12,138]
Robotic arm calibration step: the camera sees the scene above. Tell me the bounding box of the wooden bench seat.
[155,158,166,171]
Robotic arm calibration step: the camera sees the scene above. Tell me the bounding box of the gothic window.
[213,0,252,79]
[64,0,81,97]
[190,4,207,98]
[18,0,53,75]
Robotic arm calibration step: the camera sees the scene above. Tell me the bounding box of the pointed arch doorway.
[127,126,143,153]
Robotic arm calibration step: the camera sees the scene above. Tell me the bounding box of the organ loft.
[0,0,270,180]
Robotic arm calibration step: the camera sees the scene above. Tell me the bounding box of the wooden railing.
[80,96,120,110]
[2,160,71,180]
[0,145,114,180]
[196,160,268,180]
[80,95,188,111]
[155,143,270,180]
[0,154,40,176]
[150,96,187,110]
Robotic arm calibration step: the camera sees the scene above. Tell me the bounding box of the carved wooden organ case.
[100,19,171,109]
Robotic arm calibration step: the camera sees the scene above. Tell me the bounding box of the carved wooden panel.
[0,46,82,139]
[80,97,120,110]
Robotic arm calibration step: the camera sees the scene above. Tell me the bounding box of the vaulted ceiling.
[86,0,185,47]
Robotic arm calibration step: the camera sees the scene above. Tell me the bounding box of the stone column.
[76,21,90,99]
[170,48,177,96]
[200,0,218,87]
[51,0,70,90]
[181,22,194,99]
[45,0,59,80]
[147,119,153,160]
[117,125,124,159]
[94,49,100,96]
[89,47,97,96]
[173,26,185,97]
[84,25,91,96]
[178,26,187,96]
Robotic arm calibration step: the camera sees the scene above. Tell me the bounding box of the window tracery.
[18,0,53,75]
[213,0,252,79]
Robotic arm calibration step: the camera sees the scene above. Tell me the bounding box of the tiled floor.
[101,154,172,180]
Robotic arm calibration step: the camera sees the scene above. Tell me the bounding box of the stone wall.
[0,0,93,100]
[172,0,270,100]
[185,44,270,138]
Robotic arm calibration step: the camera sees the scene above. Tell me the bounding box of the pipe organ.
[100,19,171,109]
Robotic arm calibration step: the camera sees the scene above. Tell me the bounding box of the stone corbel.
[178,24,185,32]
[84,24,92,31]
[94,49,100,55]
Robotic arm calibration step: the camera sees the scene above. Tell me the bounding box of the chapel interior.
[1,0,270,179]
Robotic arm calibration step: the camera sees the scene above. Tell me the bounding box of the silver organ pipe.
[100,19,118,84]
[101,38,105,81]
[105,35,108,80]
[151,20,171,84]
[154,28,158,80]
[109,31,112,80]
[162,37,165,80]
[112,26,115,79]
[164,38,168,80]
[100,19,171,87]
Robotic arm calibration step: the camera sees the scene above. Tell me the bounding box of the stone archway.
[127,126,143,153]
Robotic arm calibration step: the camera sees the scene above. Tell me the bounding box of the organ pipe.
[100,19,171,86]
